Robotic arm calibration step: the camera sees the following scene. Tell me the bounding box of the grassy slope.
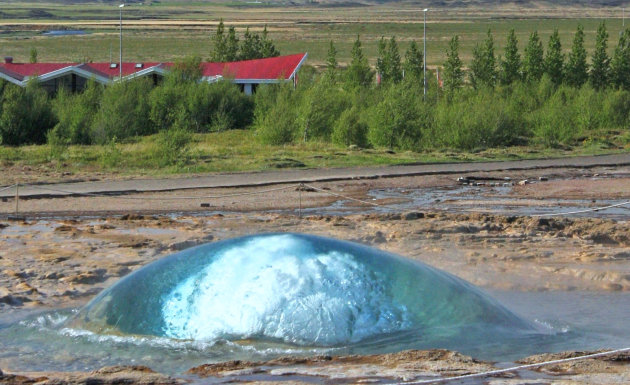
[1,130,627,185]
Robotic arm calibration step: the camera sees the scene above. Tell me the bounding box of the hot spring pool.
[1,233,629,374]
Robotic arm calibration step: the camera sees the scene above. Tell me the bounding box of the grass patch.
[1,129,627,185]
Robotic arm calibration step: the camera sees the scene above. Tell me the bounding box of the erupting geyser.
[71,233,535,346]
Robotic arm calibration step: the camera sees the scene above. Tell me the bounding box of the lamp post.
[423,8,428,100]
[119,3,125,81]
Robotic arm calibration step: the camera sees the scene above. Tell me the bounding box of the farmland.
[0,1,629,67]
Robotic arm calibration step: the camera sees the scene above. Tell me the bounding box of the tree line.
[255,24,630,151]
[440,23,628,94]
[1,23,629,157]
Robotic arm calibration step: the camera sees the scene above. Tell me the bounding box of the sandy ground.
[1,165,630,384]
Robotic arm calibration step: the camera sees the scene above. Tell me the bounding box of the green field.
[1,2,629,67]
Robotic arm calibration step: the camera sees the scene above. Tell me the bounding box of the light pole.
[423,8,428,100]
[119,3,125,81]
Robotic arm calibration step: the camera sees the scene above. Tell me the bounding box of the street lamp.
[423,8,428,100]
[119,3,125,81]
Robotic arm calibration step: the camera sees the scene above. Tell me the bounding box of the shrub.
[254,84,298,144]
[49,80,103,145]
[367,84,427,150]
[298,80,350,141]
[91,78,154,144]
[99,136,124,169]
[151,125,193,167]
[0,80,56,145]
[332,107,369,148]
[431,89,524,150]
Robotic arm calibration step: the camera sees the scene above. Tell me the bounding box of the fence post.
[14,183,19,216]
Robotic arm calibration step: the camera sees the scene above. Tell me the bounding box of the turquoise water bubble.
[69,233,536,345]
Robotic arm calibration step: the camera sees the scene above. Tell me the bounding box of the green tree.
[590,22,610,90]
[545,29,565,85]
[225,26,239,62]
[368,84,426,150]
[255,84,298,144]
[29,47,38,64]
[325,40,338,81]
[49,80,103,145]
[374,36,403,84]
[386,36,403,83]
[240,27,262,60]
[298,80,350,142]
[610,29,630,90]
[469,29,497,89]
[345,35,373,88]
[0,80,56,145]
[376,36,387,84]
[500,29,522,85]
[211,19,228,62]
[332,107,368,148]
[403,40,423,81]
[523,31,545,82]
[565,25,588,87]
[91,78,154,143]
[443,35,464,95]
[260,25,280,58]
[171,55,203,83]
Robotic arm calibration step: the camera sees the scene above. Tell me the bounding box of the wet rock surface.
[0,365,182,385]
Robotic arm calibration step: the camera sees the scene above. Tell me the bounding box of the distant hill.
[6,0,630,6]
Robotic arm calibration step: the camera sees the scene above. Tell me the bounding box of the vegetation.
[1,18,630,176]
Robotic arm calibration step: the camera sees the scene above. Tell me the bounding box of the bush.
[91,78,154,144]
[49,80,103,146]
[367,84,427,150]
[332,107,369,148]
[151,125,193,167]
[529,86,577,147]
[0,80,56,146]
[150,80,254,133]
[432,89,524,150]
[298,79,350,141]
[99,136,124,169]
[254,84,298,144]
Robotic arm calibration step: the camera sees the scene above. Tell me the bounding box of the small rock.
[54,225,76,232]
[42,271,64,280]
[120,213,145,220]
[517,180,528,186]
[404,212,425,220]
[538,176,549,181]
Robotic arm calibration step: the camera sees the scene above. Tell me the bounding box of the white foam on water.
[161,234,411,345]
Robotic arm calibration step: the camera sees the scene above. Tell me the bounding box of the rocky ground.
[1,165,630,384]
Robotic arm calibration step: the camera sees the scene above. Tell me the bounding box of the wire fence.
[384,347,630,385]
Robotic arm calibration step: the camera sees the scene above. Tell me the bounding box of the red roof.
[200,53,306,80]
[0,53,307,82]
[0,63,75,79]
[86,62,163,78]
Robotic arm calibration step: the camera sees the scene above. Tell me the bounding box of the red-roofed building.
[0,53,307,95]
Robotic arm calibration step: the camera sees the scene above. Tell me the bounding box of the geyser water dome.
[71,233,536,346]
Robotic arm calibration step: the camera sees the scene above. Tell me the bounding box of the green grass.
[1,129,627,184]
[0,3,628,66]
